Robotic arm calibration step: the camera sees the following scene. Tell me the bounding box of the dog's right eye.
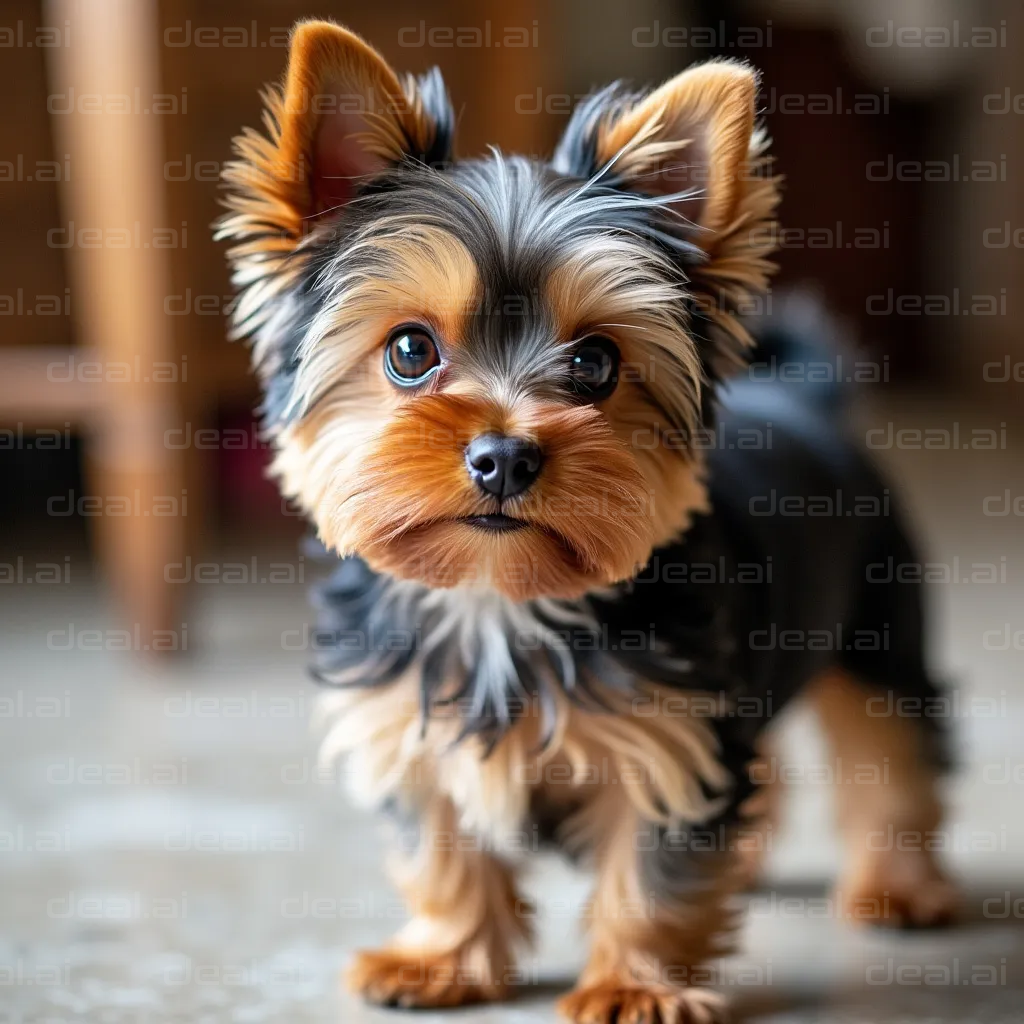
[385,327,441,386]
[568,335,620,401]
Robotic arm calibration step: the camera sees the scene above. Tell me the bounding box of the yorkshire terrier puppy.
[218,21,958,1022]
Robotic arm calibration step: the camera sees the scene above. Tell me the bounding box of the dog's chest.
[318,665,729,855]
[313,559,740,845]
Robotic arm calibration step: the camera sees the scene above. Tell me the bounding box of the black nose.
[465,433,542,499]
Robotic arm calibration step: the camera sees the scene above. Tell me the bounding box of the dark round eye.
[569,336,620,401]
[385,327,441,385]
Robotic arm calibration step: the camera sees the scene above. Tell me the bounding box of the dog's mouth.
[461,513,530,533]
[359,507,641,600]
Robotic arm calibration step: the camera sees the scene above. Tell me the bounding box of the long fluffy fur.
[216,28,798,1017]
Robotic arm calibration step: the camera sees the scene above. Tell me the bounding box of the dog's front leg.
[559,790,738,1024]
[347,794,531,1008]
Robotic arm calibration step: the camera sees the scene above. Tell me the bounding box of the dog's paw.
[558,982,725,1024]
[841,851,960,929]
[347,947,505,1008]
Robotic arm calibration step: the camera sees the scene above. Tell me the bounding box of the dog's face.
[218,22,778,601]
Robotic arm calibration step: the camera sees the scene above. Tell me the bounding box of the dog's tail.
[732,288,856,415]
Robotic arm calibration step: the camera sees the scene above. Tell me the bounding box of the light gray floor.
[2,396,1023,1022]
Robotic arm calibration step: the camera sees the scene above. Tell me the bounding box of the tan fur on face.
[271,218,705,598]
[547,240,702,432]
[278,251,711,594]
[546,242,710,549]
[301,391,658,600]
[269,224,479,527]
[292,222,480,414]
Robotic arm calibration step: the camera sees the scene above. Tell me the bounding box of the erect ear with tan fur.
[553,60,781,377]
[219,20,452,251]
[216,20,453,342]
[554,60,756,236]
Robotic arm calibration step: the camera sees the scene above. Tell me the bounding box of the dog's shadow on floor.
[502,976,828,1021]
[742,879,1024,928]
[730,990,831,1021]
[363,887,1024,1018]
[518,884,1024,1020]
[507,982,832,1023]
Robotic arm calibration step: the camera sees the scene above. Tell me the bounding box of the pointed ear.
[553,60,757,235]
[554,61,780,382]
[220,20,453,247]
[279,21,452,215]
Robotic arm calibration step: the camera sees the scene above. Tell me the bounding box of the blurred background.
[2,1,1023,1021]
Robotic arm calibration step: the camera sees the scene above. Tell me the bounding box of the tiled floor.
[3,396,1024,1022]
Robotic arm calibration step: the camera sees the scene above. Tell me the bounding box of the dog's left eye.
[385,327,441,385]
[568,336,620,401]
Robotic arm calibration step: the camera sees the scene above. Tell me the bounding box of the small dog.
[218,21,958,1022]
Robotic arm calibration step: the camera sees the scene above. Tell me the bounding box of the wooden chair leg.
[85,416,187,651]
[47,0,189,651]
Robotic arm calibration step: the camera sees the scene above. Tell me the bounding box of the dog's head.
[218,21,778,601]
